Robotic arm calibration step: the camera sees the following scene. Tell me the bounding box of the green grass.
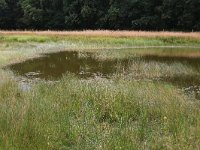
[0,76,200,149]
[0,35,54,43]
[1,35,200,47]
[0,34,200,149]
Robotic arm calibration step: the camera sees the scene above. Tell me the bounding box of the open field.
[0,31,200,149]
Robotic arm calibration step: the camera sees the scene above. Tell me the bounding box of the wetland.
[6,49,200,99]
[1,32,200,149]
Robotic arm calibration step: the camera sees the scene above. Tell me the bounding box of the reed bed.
[0,30,200,39]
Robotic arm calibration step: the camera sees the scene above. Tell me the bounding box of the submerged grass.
[0,32,200,149]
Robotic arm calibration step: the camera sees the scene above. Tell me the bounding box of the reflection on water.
[6,50,200,99]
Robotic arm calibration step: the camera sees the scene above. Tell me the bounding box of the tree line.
[0,0,199,31]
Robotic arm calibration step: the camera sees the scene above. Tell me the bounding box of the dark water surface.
[8,51,131,80]
[6,51,200,99]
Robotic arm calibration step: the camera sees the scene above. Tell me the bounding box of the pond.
[7,51,131,79]
[5,50,200,99]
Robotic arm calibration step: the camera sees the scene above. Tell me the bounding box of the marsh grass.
[0,76,200,149]
[126,61,198,79]
[94,47,200,61]
[0,33,200,46]
[1,30,200,38]
[0,32,200,149]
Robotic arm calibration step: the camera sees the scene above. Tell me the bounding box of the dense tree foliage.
[0,0,199,30]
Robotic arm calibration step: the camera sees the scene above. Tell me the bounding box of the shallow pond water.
[7,51,131,79]
[6,50,200,99]
[142,55,200,99]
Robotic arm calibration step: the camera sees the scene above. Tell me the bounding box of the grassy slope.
[0,32,200,149]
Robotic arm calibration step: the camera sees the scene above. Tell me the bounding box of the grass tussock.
[0,76,200,149]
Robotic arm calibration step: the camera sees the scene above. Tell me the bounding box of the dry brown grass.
[0,30,200,39]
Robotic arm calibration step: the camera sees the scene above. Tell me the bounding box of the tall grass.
[0,76,200,149]
[1,30,200,39]
[0,32,200,46]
